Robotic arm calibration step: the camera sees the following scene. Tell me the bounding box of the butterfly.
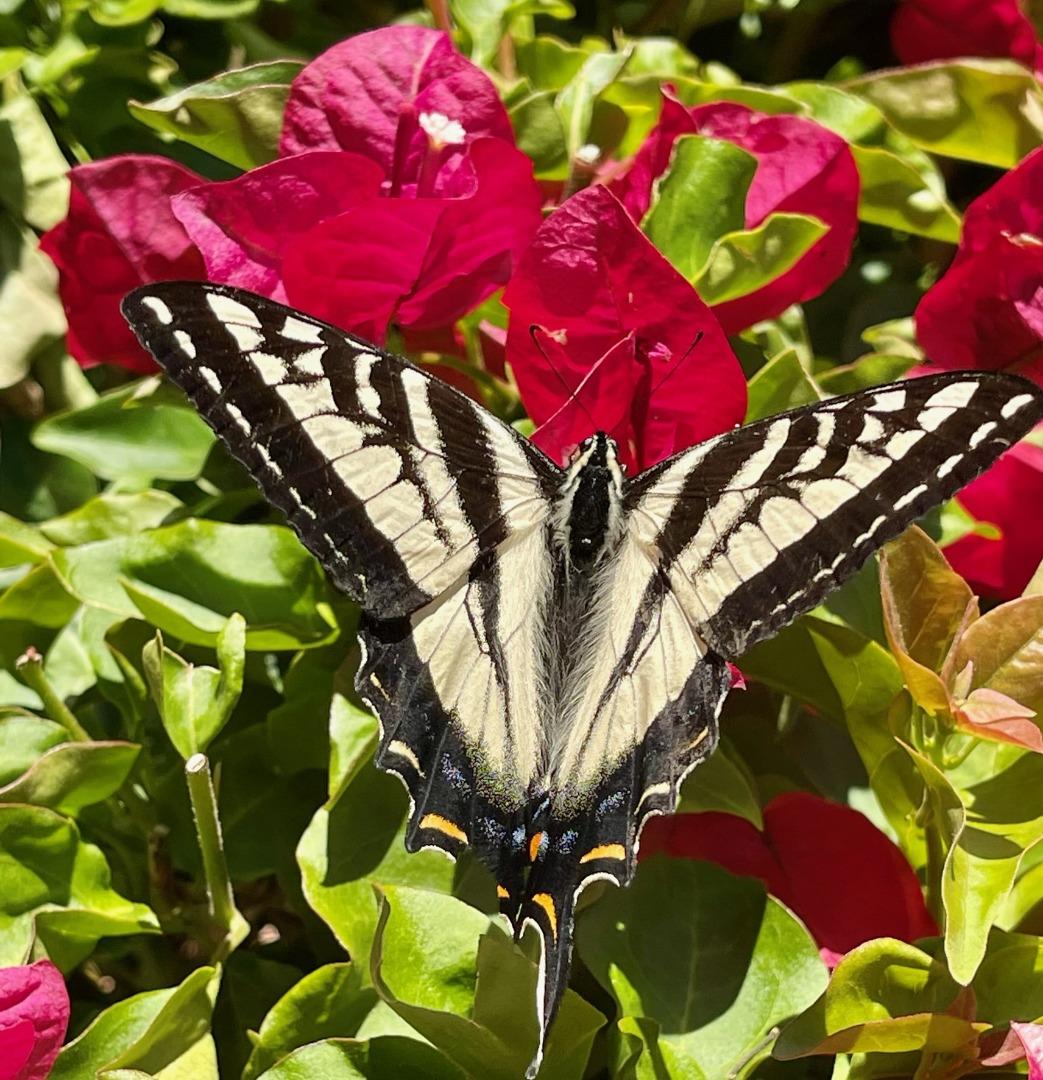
[122,282,1043,1076]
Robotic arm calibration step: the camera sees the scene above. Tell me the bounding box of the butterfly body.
[122,282,1043,1078]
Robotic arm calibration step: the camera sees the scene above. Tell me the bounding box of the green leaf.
[556,47,632,160]
[32,382,215,484]
[849,60,1043,168]
[696,213,828,306]
[328,693,379,799]
[578,858,826,1077]
[143,613,245,758]
[509,90,568,177]
[745,348,824,422]
[0,92,71,230]
[0,740,139,815]
[675,736,763,827]
[0,562,78,626]
[781,80,962,243]
[0,803,158,967]
[0,711,66,785]
[0,511,53,566]
[973,929,1043,1026]
[453,0,574,66]
[643,134,756,282]
[49,520,337,650]
[243,963,378,1080]
[850,145,961,243]
[373,885,603,1079]
[817,354,916,396]
[297,758,456,975]
[774,939,977,1058]
[51,966,218,1079]
[129,61,304,171]
[255,1037,463,1079]
[0,217,67,390]
[41,491,181,546]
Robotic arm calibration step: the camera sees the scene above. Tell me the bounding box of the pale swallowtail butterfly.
[123,282,1043,1077]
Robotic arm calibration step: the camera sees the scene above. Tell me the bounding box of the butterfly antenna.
[649,330,704,395]
[529,324,599,433]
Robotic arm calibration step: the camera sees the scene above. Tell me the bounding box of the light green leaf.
[0,92,71,230]
[297,759,456,976]
[255,1037,463,1079]
[143,614,245,758]
[745,347,824,423]
[373,886,603,1079]
[32,382,215,484]
[0,217,66,390]
[557,47,632,160]
[49,520,337,650]
[0,711,67,785]
[849,60,1043,168]
[0,740,139,815]
[0,561,78,626]
[850,145,961,242]
[52,966,218,1079]
[817,354,916,396]
[510,90,567,177]
[243,963,377,1080]
[129,61,304,170]
[578,858,826,1078]
[774,938,977,1058]
[675,736,763,827]
[0,803,158,967]
[41,491,181,546]
[643,134,756,282]
[0,512,53,566]
[696,213,828,306]
[453,0,574,65]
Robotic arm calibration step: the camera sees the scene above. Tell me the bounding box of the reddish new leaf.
[953,687,1042,751]
[279,25,513,188]
[0,960,69,1080]
[640,792,937,964]
[891,0,1043,73]
[173,152,384,302]
[613,94,859,333]
[39,156,205,372]
[283,138,539,343]
[503,184,746,472]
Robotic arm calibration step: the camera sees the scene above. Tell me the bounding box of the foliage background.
[2,0,1043,1077]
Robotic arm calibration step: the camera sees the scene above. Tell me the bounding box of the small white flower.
[575,143,600,165]
[419,111,467,149]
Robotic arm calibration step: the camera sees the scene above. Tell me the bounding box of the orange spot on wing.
[496,885,510,900]
[419,814,468,844]
[529,831,545,862]
[532,892,557,938]
[579,843,627,864]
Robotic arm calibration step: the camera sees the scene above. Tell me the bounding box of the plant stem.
[184,753,238,952]
[16,647,91,741]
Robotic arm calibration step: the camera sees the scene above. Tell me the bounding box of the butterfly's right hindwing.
[122,282,559,619]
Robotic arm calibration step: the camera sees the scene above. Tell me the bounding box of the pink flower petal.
[891,0,1043,73]
[283,139,539,343]
[612,94,859,333]
[961,146,1043,255]
[0,960,69,1080]
[1012,1022,1043,1079]
[279,26,513,184]
[173,152,384,302]
[503,184,746,472]
[39,156,205,372]
[640,792,937,960]
[944,436,1043,599]
[916,233,1043,386]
